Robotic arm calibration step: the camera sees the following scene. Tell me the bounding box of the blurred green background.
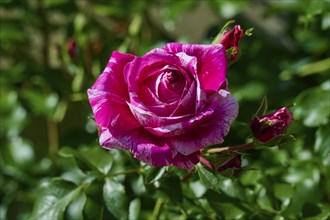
[1,0,329,219]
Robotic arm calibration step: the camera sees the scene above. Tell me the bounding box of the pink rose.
[250,107,293,143]
[220,25,244,61]
[87,43,238,170]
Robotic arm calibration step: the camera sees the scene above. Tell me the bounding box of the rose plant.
[3,0,328,218]
[88,43,238,170]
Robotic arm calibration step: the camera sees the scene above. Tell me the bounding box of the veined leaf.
[196,163,219,191]
[58,147,113,174]
[103,178,128,220]
[144,166,166,185]
[29,179,82,220]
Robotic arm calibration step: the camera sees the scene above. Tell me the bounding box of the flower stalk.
[203,142,253,154]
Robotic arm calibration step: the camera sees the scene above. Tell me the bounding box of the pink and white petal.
[91,51,135,99]
[99,127,199,170]
[88,89,140,130]
[170,90,239,155]
[163,43,227,92]
[127,102,193,127]
[145,107,214,137]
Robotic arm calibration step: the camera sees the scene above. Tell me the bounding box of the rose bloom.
[250,107,293,143]
[88,43,238,170]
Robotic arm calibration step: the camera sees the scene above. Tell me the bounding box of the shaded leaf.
[274,183,294,201]
[159,174,183,203]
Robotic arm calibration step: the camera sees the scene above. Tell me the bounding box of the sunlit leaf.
[196,163,219,191]
[103,178,128,220]
[314,125,330,157]
[294,86,330,127]
[58,147,113,175]
[29,179,82,220]
[129,198,141,220]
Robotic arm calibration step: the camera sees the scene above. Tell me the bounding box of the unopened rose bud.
[217,155,242,177]
[67,38,78,58]
[220,25,244,61]
[250,107,293,143]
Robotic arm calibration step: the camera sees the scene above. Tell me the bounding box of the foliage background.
[0,0,329,219]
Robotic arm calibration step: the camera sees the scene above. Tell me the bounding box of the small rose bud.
[250,107,293,143]
[217,154,242,177]
[66,38,78,58]
[220,25,244,61]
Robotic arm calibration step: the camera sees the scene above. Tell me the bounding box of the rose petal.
[127,102,193,127]
[145,103,214,137]
[170,90,239,155]
[163,43,227,92]
[87,51,140,131]
[99,127,199,170]
[125,48,198,113]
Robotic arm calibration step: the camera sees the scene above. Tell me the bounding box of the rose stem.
[204,142,254,154]
[199,156,214,169]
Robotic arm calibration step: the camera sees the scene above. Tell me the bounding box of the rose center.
[162,71,184,93]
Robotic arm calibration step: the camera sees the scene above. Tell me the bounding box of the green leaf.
[29,179,82,220]
[21,89,59,118]
[296,57,330,77]
[128,14,142,37]
[80,147,113,175]
[159,174,183,203]
[196,163,219,191]
[189,180,207,197]
[204,190,247,219]
[314,125,330,157]
[58,147,113,174]
[302,202,322,218]
[66,193,87,220]
[144,166,166,185]
[43,0,68,8]
[83,196,104,220]
[103,178,128,220]
[294,86,330,127]
[274,183,294,201]
[255,95,268,117]
[245,27,254,36]
[72,67,84,93]
[129,198,141,220]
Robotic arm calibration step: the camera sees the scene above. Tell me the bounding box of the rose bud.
[217,154,242,177]
[220,25,244,61]
[67,38,78,58]
[250,107,293,143]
